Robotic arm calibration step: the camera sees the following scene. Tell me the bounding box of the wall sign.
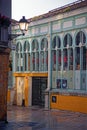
[56,78,67,89]
[52,96,57,103]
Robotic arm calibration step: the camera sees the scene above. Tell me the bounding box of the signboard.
[56,78,67,89]
[52,96,57,103]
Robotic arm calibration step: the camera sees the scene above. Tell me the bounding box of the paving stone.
[0,105,87,130]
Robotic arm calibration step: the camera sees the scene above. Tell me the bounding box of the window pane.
[63,49,68,70]
[32,53,35,71]
[58,50,61,70]
[76,31,86,45]
[82,47,86,70]
[40,52,44,71]
[46,51,48,71]
[75,47,80,70]
[69,48,73,70]
[28,53,30,71]
[52,50,56,71]
[36,52,39,71]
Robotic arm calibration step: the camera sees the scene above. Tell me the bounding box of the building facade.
[0,0,11,122]
[11,0,87,113]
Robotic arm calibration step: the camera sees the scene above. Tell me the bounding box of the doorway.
[32,77,47,107]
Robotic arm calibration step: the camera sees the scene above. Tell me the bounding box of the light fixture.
[19,16,29,35]
[8,16,29,40]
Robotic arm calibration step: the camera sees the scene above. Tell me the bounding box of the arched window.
[75,31,86,46]
[16,42,22,52]
[52,36,61,48]
[52,36,61,71]
[32,39,39,51]
[75,31,86,70]
[23,41,30,71]
[31,39,39,71]
[63,34,72,47]
[16,42,23,71]
[24,41,30,52]
[75,31,86,90]
[63,34,73,70]
[40,38,48,71]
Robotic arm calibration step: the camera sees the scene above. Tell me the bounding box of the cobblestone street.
[0,105,87,130]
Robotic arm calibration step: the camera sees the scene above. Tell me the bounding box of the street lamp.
[8,16,29,40]
[19,16,29,35]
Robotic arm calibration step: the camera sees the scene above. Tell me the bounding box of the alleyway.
[0,105,87,130]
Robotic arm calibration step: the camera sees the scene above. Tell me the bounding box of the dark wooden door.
[32,77,47,107]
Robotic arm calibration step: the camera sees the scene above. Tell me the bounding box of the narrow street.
[0,105,87,130]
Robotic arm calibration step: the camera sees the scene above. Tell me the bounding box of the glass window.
[40,52,44,71]
[45,51,48,71]
[41,39,45,50]
[63,34,72,47]
[32,52,35,71]
[52,36,61,49]
[32,39,39,51]
[75,31,86,45]
[75,31,86,70]
[52,37,56,49]
[28,53,30,71]
[52,50,56,71]
[31,39,39,71]
[20,53,23,71]
[36,52,39,71]
[16,42,22,71]
[40,38,48,71]
[75,31,86,90]
[82,47,86,70]
[63,49,68,70]
[41,38,48,50]
[57,50,61,70]
[16,42,22,52]
[75,47,80,70]
[52,36,61,71]
[24,41,30,52]
[69,48,73,70]
[24,41,30,71]
[63,34,73,70]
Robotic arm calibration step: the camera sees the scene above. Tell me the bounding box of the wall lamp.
[8,16,29,40]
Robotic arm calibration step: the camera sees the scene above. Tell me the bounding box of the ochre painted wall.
[24,76,29,106]
[50,94,87,114]
[13,72,48,107]
[7,90,10,103]
[13,72,48,77]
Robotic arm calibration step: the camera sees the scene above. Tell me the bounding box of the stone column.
[45,22,52,109]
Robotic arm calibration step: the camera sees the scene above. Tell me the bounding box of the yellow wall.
[50,94,87,114]
[7,89,10,103]
[14,72,48,107]
[13,72,48,77]
[24,77,29,106]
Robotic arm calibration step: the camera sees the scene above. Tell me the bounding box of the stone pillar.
[45,22,52,109]
[28,77,32,107]
[44,90,49,110]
